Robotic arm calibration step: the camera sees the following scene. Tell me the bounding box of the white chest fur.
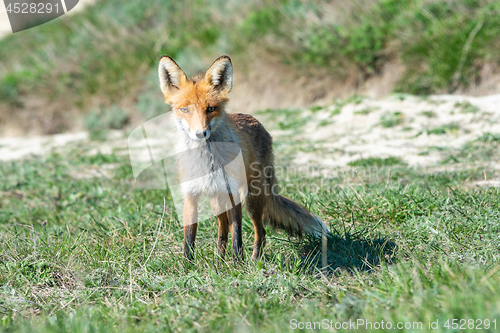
[173,120,246,200]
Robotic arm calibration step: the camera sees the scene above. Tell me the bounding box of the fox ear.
[205,56,233,94]
[158,56,188,102]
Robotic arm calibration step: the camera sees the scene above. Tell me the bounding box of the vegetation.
[420,110,436,118]
[441,131,500,164]
[1,117,500,331]
[347,156,405,167]
[456,101,481,114]
[255,108,310,131]
[84,105,129,141]
[2,1,500,330]
[427,123,460,135]
[380,111,404,128]
[1,0,500,133]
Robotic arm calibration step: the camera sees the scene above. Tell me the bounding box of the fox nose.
[196,130,207,139]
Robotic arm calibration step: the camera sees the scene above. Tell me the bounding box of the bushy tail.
[261,155,330,267]
[263,194,330,238]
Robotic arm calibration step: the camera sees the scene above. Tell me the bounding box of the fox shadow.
[294,232,397,274]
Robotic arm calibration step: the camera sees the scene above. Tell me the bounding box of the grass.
[1,119,500,331]
[414,123,462,137]
[420,110,436,118]
[380,111,404,128]
[255,108,309,131]
[455,101,480,114]
[347,156,405,167]
[427,123,460,135]
[84,105,129,141]
[354,107,376,115]
[440,132,500,164]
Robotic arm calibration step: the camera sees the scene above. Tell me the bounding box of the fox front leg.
[227,197,243,262]
[210,197,229,259]
[183,196,198,261]
[216,213,229,259]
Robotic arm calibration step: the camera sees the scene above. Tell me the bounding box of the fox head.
[158,55,233,142]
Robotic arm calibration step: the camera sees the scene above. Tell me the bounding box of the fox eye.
[207,106,216,113]
[180,108,189,113]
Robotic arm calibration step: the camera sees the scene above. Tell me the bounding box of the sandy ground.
[284,94,500,168]
[0,0,98,38]
[1,94,499,174]
[0,131,88,160]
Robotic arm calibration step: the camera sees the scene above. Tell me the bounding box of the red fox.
[158,55,329,262]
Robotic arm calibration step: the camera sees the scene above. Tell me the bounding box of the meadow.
[1,0,500,331]
[1,102,500,332]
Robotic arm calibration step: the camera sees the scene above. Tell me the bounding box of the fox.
[158,55,329,262]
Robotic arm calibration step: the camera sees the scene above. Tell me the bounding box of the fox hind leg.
[246,196,266,261]
[250,211,266,261]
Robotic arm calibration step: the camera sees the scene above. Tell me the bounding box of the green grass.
[347,156,405,167]
[354,107,377,115]
[455,101,480,114]
[441,132,500,164]
[2,126,500,331]
[420,110,436,118]
[84,105,129,141]
[380,111,404,128]
[427,123,460,135]
[255,108,309,131]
